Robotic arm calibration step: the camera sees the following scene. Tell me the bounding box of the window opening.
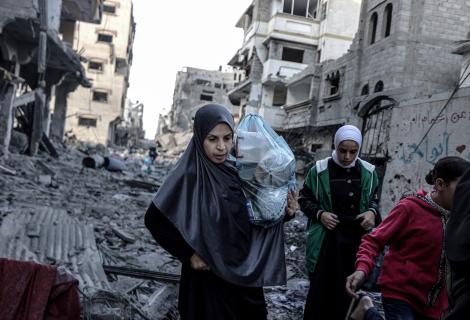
[92,91,108,103]
[282,47,304,63]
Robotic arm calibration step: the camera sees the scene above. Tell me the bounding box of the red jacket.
[356,190,448,319]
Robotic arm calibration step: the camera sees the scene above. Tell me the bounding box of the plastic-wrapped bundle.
[235,114,296,227]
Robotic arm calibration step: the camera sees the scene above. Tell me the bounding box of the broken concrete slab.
[0,207,110,291]
[0,164,16,175]
[122,179,159,192]
[111,224,137,244]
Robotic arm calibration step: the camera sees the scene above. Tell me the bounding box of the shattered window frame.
[283,0,319,19]
[200,94,213,102]
[323,70,342,100]
[92,90,109,103]
[78,117,98,127]
[282,47,304,63]
[272,86,287,107]
[88,60,104,72]
[103,4,117,14]
[97,33,113,43]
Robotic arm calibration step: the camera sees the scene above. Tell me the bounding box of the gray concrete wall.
[381,87,470,213]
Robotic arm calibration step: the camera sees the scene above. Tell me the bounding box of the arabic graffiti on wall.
[411,111,469,126]
[399,132,452,165]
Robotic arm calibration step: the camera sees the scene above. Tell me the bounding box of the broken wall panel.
[0,206,110,291]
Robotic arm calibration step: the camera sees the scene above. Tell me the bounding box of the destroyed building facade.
[168,67,244,131]
[113,99,145,147]
[63,0,135,145]
[227,0,363,130]
[0,0,102,157]
[281,0,470,212]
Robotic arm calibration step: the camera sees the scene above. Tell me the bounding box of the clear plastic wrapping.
[235,114,296,227]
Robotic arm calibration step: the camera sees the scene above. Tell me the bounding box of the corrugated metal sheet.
[0,207,110,290]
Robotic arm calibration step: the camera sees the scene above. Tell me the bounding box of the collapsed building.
[281,0,470,212]
[227,0,363,129]
[168,66,244,131]
[113,99,145,147]
[0,0,102,157]
[224,0,470,213]
[62,0,135,146]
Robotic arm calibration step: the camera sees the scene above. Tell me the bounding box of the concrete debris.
[111,224,137,244]
[0,141,309,319]
[122,179,160,192]
[0,164,16,176]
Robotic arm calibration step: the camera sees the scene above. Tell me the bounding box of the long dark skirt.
[178,263,267,320]
[304,223,365,320]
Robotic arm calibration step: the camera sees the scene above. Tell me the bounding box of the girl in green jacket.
[299,125,380,320]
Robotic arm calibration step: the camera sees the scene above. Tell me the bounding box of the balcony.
[264,12,320,46]
[262,59,308,84]
[227,78,252,105]
[284,100,314,129]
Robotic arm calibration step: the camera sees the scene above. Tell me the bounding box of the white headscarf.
[332,125,362,168]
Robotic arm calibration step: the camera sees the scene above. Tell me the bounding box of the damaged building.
[280,0,470,212]
[0,0,102,157]
[227,0,363,130]
[113,99,145,147]
[62,0,135,146]
[168,66,244,131]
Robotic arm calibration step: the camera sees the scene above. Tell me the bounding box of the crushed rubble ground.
[0,142,309,319]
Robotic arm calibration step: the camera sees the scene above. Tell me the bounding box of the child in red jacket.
[345,156,470,320]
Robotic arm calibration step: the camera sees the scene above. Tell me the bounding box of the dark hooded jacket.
[445,168,470,319]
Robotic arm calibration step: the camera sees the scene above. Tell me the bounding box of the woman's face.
[203,123,233,164]
[336,140,360,166]
[435,177,460,210]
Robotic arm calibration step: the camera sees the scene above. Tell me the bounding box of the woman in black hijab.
[145,104,297,320]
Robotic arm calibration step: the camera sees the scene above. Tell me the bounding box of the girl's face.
[336,140,359,166]
[203,123,233,164]
[435,177,460,210]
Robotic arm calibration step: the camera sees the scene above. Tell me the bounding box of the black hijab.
[446,167,470,270]
[153,104,286,287]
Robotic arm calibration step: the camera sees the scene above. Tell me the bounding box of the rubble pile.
[0,142,309,319]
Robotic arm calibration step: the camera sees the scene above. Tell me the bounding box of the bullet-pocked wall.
[381,88,470,213]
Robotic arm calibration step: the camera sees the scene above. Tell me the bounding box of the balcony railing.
[262,59,308,83]
[266,12,320,45]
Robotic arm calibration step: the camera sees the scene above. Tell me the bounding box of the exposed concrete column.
[50,82,70,141]
[0,61,20,157]
[0,83,17,157]
[29,88,46,156]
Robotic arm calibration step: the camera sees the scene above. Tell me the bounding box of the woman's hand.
[356,211,375,231]
[320,212,339,230]
[345,270,366,298]
[190,253,210,271]
[286,189,299,217]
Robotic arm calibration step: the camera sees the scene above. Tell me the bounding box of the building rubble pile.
[0,142,310,319]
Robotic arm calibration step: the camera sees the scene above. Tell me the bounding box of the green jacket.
[304,157,379,273]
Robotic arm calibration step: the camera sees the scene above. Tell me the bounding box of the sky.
[127,0,252,139]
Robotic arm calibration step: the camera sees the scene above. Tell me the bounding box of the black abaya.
[145,204,267,320]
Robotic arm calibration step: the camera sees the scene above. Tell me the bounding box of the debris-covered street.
[2,0,470,319]
[0,143,310,319]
